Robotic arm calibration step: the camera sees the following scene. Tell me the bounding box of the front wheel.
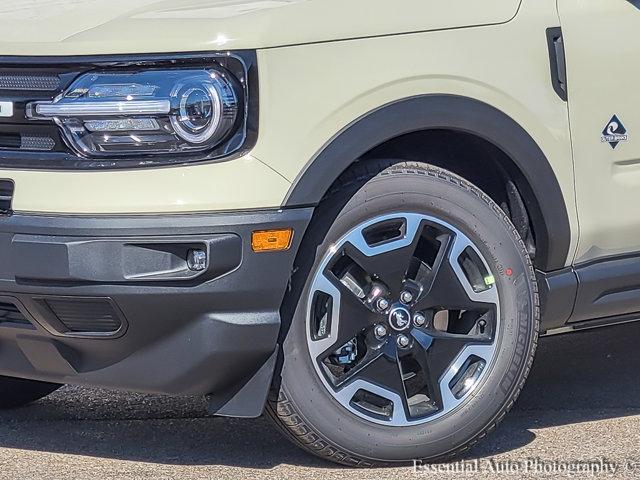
[267,161,538,466]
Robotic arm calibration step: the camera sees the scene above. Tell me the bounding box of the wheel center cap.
[388,306,412,331]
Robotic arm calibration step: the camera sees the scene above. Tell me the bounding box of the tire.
[0,376,61,409]
[267,160,539,467]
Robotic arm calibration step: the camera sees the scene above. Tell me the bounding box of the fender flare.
[283,95,571,271]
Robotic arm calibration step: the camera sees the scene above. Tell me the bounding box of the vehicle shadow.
[0,321,639,468]
[462,320,640,459]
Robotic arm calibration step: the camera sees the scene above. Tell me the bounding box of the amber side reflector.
[252,229,293,252]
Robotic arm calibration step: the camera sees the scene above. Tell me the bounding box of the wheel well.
[349,130,539,262]
[284,95,570,271]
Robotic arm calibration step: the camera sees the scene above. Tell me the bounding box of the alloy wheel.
[306,212,500,426]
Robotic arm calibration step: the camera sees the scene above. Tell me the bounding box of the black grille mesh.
[45,298,122,333]
[0,133,56,152]
[0,74,61,91]
[20,135,56,151]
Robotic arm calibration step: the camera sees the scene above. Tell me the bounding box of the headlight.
[26,68,241,157]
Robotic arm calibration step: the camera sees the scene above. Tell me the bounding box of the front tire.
[267,161,538,466]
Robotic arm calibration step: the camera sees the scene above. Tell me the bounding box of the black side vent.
[546,27,568,101]
[0,301,33,328]
[0,73,61,92]
[0,133,55,151]
[0,179,13,214]
[41,297,124,335]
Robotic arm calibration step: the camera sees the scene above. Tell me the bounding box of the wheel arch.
[282,95,571,272]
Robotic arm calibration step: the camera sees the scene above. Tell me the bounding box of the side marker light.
[252,229,293,252]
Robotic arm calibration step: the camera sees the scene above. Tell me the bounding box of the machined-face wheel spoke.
[348,343,405,395]
[332,348,384,388]
[414,233,496,312]
[399,332,444,412]
[412,232,453,292]
[343,238,420,298]
[337,214,426,297]
[319,273,380,358]
[424,332,490,387]
[336,342,411,423]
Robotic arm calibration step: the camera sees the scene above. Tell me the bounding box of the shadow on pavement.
[0,321,639,468]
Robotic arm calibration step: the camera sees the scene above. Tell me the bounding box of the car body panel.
[5,154,290,214]
[254,0,578,266]
[0,0,521,54]
[0,0,577,268]
[558,0,640,263]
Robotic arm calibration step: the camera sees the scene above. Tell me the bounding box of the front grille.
[0,73,61,92]
[43,298,123,334]
[0,301,33,327]
[0,65,76,165]
[17,134,56,151]
[0,132,55,151]
[0,179,13,214]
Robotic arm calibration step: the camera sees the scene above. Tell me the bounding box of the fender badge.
[602,115,628,149]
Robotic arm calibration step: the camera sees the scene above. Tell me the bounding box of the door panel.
[559,0,640,262]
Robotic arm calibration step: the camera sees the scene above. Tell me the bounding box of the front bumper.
[0,208,312,415]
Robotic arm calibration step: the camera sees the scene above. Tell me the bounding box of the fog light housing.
[187,249,208,272]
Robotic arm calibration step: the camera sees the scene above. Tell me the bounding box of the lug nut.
[374,324,388,339]
[413,312,426,327]
[397,334,410,348]
[400,291,413,304]
[377,298,390,311]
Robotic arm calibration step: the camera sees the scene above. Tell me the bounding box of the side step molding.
[539,252,640,334]
[543,314,640,337]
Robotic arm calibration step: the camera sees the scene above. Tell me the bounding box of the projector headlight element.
[27,68,240,157]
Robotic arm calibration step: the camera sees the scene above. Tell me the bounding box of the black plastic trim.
[0,179,13,215]
[29,295,128,339]
[210,347,279,418]
[0,208,313,417]
[544,313,640,337]
[0,295,35,330]
[9,233,243,285]
[537,268,578,332]
[570,253,640,324]
[546,27,568,101]
[538,251,640,333]
[283,95,572,271]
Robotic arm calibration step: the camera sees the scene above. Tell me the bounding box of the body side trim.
[537,267,578,331]
[540,250,640,334]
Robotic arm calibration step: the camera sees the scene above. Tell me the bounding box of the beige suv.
[0,0,638,467]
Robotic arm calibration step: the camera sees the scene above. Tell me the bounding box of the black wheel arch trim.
[282,95,571,271]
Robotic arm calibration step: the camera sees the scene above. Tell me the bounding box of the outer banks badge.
[601,115,628,150]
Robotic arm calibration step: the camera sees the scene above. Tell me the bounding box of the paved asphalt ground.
[0,322,639,479]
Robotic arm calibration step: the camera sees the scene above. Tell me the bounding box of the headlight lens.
[27,68,240,157]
